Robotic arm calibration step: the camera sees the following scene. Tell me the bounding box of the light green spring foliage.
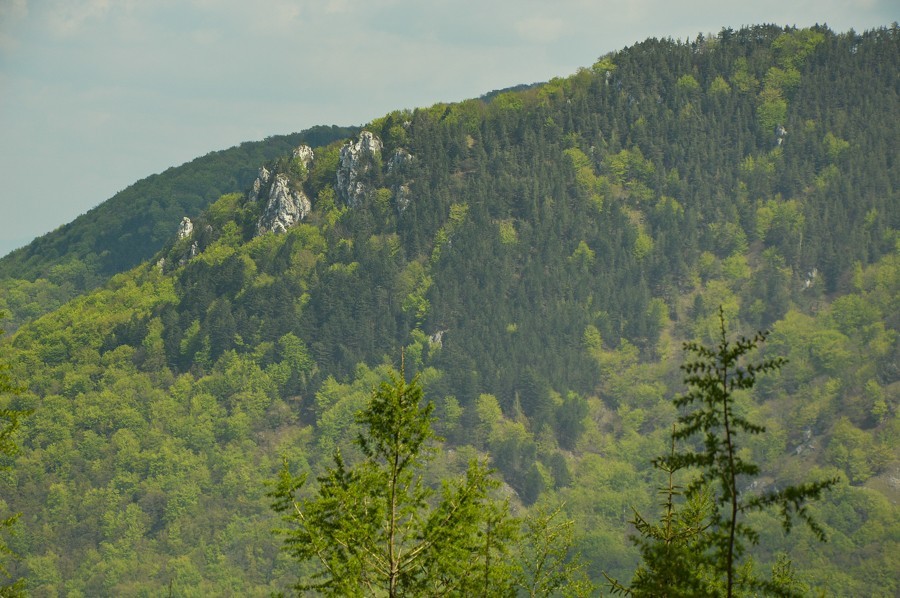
[270,369,516,596]
[270,369,597,597]
[0,24,896,596]
[0,315,28,597]
[513,504,595,597]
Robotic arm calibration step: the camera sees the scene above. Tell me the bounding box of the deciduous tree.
[0,315,29,596]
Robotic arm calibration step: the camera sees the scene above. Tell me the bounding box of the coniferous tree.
[270,367,515,596]
[608,308,836,597]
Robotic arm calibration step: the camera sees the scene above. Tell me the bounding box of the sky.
[0,1,896,258]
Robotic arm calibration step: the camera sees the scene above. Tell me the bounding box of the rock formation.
[176,217,193,240]
[292,145,314,169]
[257,174,311,235]
[775,124,787,146]
[336,131,383,207]
[395,184,413,214]
[248,166,272,203]
[387,148,415,213]
[387,148,413,173]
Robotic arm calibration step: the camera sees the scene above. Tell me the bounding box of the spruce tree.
[270,367,515,596]
[608,308,836,597]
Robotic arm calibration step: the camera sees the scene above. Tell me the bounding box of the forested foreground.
[0,24,897,595]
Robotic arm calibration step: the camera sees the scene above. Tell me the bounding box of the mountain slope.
[0,126,357,329]
[1,24,898,595]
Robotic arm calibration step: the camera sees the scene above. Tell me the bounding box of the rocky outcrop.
[395,184,413,213]
[248,166,272,203]
[292,145,314,169]
[176,240,200,268]
[336,131,383,207]
[429,329,447,348]
[803,267,818,289]
[176,217,193,240]
[249,146,315,235]
[257,174,311,235]
[387,148,415,213]
[775,124,787,146]
[387,148,413,173]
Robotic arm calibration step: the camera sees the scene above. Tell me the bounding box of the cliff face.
[248,146,315,235]
[257,173,312,235]
[387,147,415,213]
[176,217,194,240]
[336,131,383,207]
[236,134,416,237]
[248,166,271,203]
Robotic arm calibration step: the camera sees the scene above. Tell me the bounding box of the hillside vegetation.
[0,126,357,332]
[0,24,897,595]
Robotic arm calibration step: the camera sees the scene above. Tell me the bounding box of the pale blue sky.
[0,0,896,257]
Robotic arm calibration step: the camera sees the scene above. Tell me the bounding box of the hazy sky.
[0,1,896,257]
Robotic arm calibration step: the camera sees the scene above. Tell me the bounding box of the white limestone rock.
[176,216,193,240]
[775,124,787,146]
[387,148,415,213]
[257,173,311,235]
[249,166,272,202]
[336,131,383,207]
[175,237,202,267]
[429,329,447,348]
[387,148,413,173]
[292,145,315,169]
[396,184,413,214]
[178,240,200,266]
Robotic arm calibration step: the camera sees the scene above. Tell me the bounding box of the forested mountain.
[0,125,357,331]
[0,24,897,595]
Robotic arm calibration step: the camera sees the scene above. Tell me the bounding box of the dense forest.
[0,24,897,595]
[0,125,357,332]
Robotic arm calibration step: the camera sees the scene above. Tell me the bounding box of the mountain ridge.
[1,23,897,595]
[0,126,357,283]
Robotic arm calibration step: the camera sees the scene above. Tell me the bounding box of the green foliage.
[0,126,357,311]
[398,261,432,324]
[0,23,896,595]
[757,86,788,135]
[613,309,837,597]
[763,66,802,97]
[823,132,850,162]
[492,92,525,112]
[497,219,518,245]
[513,504,594,597]
[564,148,605,210]
[591,56,616,76]
[708,76,731,96]
[605,436,715,597]
[772,29,825,70]
[569,241,595,268]
[270,369,515,596]
[676,74,700,94]
[633,230,654,261]
[0,316,29,596]
[731,58,759,94]
[430,203,468,264]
